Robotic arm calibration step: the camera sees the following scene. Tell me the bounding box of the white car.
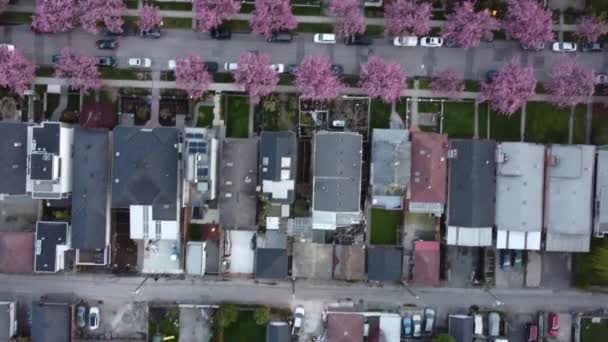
[412,314,422,337]
[88,307,100,330]
[420,37,443,47]
[393,36,418,47]
[313,33,336,44]
[224,62,238,71]
[0,44,15,53]
[270,64,285,73]
[292,306,305,336]
[474,314,483,335]
[128,58,152,68]
[168,59,176,70]
[596,74,608,84]
[552,41,577,52]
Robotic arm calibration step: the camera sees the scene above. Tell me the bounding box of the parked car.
[96,56,117,67]
[224,62,238,71]
[512,250,523,266]
[500,250,511,268]
[291,306,305,336]
[331,64,344,76]
[474,314,483,335]
[267,31,292,43]
[552,41,577,52]
[412,314,422,337]
[0,43,15,52]
[526,323,538,342]
[88,307,100,330]
[286,64,298,75]
[486,70,498,83]
[314,33,336,44]
[488,312,500,337]
[140,27,161,38]
[128,58,152,68]
[581,42,602,52]
[424,308,435,333]
[420,36,443,47]
[210,26,231,40]
[402,315,412,336]
[76,305,87,328]
[168,59,176,70]
[51,54,62,64]
[203,61,219,73]
[344,34,372,46]
[96,39,117,50]
[270,64,285,73]
[596,74,608,85]
[393,36,418,47]
[548,312,559,337]
[331,119,346,129]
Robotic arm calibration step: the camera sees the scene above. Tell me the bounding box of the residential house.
[31,302,71,342]
[266,321,290,342]
[370,129,410,209]
[413,240,440,286]
[0,232,34,273]
[183,127,219,207]
[0,122,28,196]
[333,245,365,281]
[34,221,69,273]
[367,246,402,282]
[326,313,365,342]
[409,131,448,216]
[219,138,259,230]
[26,122,74,199]
[70,128,110,265]
[594,148,608,237]
[360,312,401,342]
[312,131,362,230]
[111,127,182,273]
[255,231,288,279]
[544,144,595,252]
[448,314,474,342]
[495,142,545,250]
[446,140,496,247]
[0,301,17,341]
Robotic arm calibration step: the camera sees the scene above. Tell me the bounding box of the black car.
[267,31,293,43]
[140,27,161,38]
[96,39,117,50]
[331,64,344,76]
[344,34,372,46]
[51,54,62,64]
[203,61,219,73]
[581,42,602,52]
[96,56,117,67]
[210,26,232,40]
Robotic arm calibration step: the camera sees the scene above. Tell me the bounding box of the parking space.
[77,300,148,340]
[179,306,213,342]
[507,312,537,342]
[0,196,38,232]
[495,250,525,289]
[294,300,325,341]
[541,252,572,290]
[445,246,479,287]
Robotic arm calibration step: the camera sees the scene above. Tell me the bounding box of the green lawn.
[197,105,214,128]
[224,95,250,138]
[581,317,608,342]
[572,238,608,288]
[370,208,402,245]
[591,104,608,145]
[525,102,585,144]
[370,99,391,129]
[162,17,193,29]
[67,93,80,112]
[479,103,521,141]
[153,1,192,10]
[442,101,476,138]
[223,310,266,342]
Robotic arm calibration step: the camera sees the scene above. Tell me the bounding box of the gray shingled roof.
[259,131,297,204]
[367,246,402,282]
[71,128,109,250]
[111,127,179,208]
[0,122,28,195]
[255,248,288,279]
[31,302,70,342]
[371,129,410,209]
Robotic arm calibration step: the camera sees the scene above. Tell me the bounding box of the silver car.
[424,308,435,333]
[412,314,422,337]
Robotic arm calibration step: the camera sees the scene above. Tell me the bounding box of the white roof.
[447,226,492,246]
[129,205,178,240]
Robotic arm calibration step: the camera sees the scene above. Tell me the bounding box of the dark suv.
[96,39,117,50]
[211,26,232,40]
[203,61,219,73]
[267,31,293,43]
[581,42,602,52]
[344,34,372,46]
[96,56,117,67]
[140,27,161,38]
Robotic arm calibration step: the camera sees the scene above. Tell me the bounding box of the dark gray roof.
[32,122,60,154]
[255,248,288,279]
[313,132,362,212]
[35,221,68,272]
[71,128,109,250]
[111,127,179,208]
[30,153,53,180]
[371,129,410,209]
[448,315,474,342]
[31,302,70,342]
[447,139,496,228]
[267,322,290,342]
[0,122,28,195]
[259,131,297,204]
[367,246,402,282]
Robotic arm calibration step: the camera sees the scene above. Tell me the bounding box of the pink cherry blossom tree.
[430,68,464,99]
[137,4,162,33]
[502,0,553,50]
[250,0,297,39]
[32,0,79,33]
[546,56,595,108]
[294,55,344,101]
[0,47,37,96]
[441,1,499,48]
[54,47,102,93]
[384,0,431,37]
[194,0,241,31]
[328,0,366,37]
[480,57,536,115]
[233,52,279,104]
[79,0,126,34]
[576,15,608,43]
[174,53,213,99]
[359,55,406,103]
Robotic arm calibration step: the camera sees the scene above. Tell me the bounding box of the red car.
[527,323,538,342]
[548,313,559,336]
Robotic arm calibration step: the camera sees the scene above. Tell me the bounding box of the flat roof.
[595,148,608,236]
[413,240,440,286]
[292,242,333,279]
[333,245,365,281]
[35,221,68,273]
[367,246,402,282]
[31,302,70,342]
[0,122,28,195]
[71,128,109,250]
[448,315,474,342]
[371,129,410,209]
[255,248,288,279]
[327,313,365,342]
[409,131,448,214]
[545,144,595,252]
[267,321,290,342]
[495,142,545,250]
[32,122,60,154]
[219,138,258,229]
[111,127,179,208]
[0,232,34,273]
[259,131,297,204]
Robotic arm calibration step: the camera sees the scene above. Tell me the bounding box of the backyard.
[442,101,476,138]
[478,103,521,142]
[524,102,586,144]
[370,99,391,129]
[580,317,608,342]
[197,105,214,128]
[223,95,250,138]
[370,208,403,245]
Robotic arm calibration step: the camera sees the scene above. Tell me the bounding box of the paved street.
[3,25,608,82]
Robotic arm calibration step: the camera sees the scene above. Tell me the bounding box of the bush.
[217,304,239,328]
[433,334,456,342]
[254,306,270,325]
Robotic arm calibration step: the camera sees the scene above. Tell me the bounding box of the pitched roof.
[0,122,28,195]
[371,129,411,209]
[449,315,474,342]
[327,313,365,342]
[31,302,70,342]
[409,131,448,214]
[413,240,440,285]
[0,232,34,273]
[111,127,179,208]
[255,248,288,279]
[259,131,297,204]
[367,246,402,282]
[595,148,608,237]
[333,245,365,281]
[71,128,109,250]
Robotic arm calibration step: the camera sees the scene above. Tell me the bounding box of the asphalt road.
[3,24,608,81]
